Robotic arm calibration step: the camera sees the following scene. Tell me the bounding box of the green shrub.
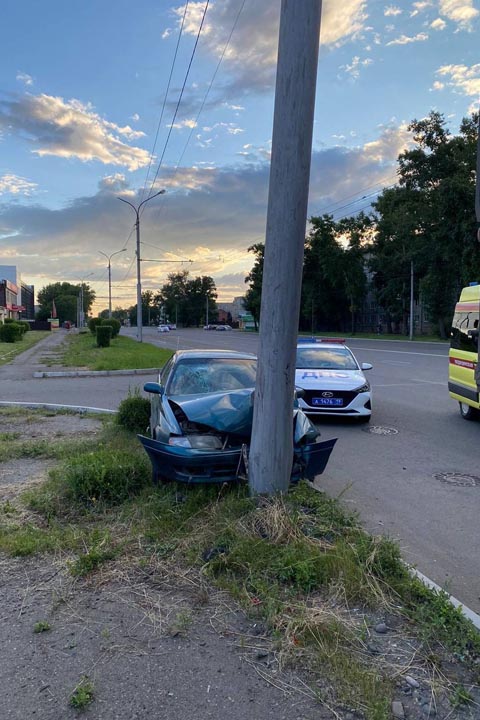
[3,318,15,324]
[96,325,112,347]
[0,323,19,343]
[17,321,30,333]
[64,447,150,504]
[102,317,121,338]
[117,394,151,434]
[88,317,104,336]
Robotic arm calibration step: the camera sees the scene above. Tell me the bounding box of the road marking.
[380,360,411,365]
[412,379,446,385]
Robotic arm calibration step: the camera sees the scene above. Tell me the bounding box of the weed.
[69,676,95,709]
[33,620,51,633]
[168,609,193,636]
[450,684,474,707]
[69,534,118,577]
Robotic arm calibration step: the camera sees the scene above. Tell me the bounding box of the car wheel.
[459,402,478,421]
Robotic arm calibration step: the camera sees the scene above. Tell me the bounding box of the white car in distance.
[157,324,170,333]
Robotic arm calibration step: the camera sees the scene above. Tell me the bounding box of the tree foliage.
[37,282,95,324]
[155,271,218,327]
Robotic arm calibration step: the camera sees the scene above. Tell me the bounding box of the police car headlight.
[355,382,370,393]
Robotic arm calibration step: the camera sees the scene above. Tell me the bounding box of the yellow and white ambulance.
[448,284,480,419]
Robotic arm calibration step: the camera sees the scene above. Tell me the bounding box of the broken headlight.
[168,435,223,450]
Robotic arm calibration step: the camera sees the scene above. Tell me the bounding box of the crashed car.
[139,349,337,484]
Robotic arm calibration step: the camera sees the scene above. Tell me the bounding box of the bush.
[117,394,151,434]
[64,448,151,504]
[101,317,121,338]
[88,317,104,336]
[17,321,30,333]
[96,325,112,347]
[0,323,20,343]
[3,318,15,324]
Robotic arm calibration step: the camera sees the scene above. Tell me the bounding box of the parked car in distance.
[168,323,177,330]
[215,324,232,331]
[295,339,373,422]
[158,324,170,333]
[139,349,337,484]
[203,324,217,330]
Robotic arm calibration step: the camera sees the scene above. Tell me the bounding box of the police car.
[295,339,373,421]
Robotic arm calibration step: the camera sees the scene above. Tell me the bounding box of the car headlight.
[168,435,223,450]
[355,382,370,393]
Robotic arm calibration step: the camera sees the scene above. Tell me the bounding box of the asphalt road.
[135,327,480,613]
[1,327,479,613]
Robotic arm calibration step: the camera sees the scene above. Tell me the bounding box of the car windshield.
[168,358,257,395]
[296,347,358,370]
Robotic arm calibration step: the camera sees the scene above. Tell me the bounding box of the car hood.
[295,368,366,390]
[170,388,255,436]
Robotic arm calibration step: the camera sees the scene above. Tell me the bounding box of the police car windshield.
[296,347,358,370]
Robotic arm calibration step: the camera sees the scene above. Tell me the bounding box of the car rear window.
[296,347,358,370]
[168,358,257,395]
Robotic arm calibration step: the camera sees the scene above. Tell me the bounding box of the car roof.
[173,349,256,361]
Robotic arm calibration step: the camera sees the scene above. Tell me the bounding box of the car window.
[296,347,358,370]
[168,358,257,395]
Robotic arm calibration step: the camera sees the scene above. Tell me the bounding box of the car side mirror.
[295,387,306,399]
[144,382,164,395]
[361,362,373,371]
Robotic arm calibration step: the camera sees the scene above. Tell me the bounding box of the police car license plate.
[312,397,343,406]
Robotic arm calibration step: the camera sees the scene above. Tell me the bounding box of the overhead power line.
[146,0,211,202]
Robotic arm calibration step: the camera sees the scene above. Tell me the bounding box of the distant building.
[217,296,246,322]
[0,265,35,321]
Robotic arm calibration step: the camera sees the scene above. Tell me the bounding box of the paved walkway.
[0,330,157,411]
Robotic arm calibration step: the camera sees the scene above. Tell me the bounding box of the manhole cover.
[434,472,478,487]
[364,425,399,435]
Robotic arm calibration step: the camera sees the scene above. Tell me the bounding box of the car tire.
[459,402,478,421]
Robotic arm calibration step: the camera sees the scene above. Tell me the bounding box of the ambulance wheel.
[459,402,478,421]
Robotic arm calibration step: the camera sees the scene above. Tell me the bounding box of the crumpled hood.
[170,388,254,436]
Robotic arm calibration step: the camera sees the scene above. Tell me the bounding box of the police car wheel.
[459,402,478,421]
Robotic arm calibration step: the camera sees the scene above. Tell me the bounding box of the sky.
[0,0,479,314]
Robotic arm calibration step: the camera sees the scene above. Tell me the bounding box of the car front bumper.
[138,435,336,484]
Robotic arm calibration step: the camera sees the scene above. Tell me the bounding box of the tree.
[244,243,264,330]
[37,282,95,324]
[156,271,217,327]
[371,110,480,337]
[301,215,369,333]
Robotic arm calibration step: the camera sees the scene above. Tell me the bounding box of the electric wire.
[145,0,211,202]
[140,1,190,203]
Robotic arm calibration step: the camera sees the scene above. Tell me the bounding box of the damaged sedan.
[139,350,336,484]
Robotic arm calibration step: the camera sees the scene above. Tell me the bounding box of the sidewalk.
[0,330,155,411]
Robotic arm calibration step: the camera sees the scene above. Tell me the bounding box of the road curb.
[33,368,159,378]
[410,568,480,631]
[0,401,115,415]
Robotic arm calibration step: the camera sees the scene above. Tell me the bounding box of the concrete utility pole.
[409,260,414,341]
[475,111,480,389]
[118,190,165,342]
[248,0,322,495]
[99,249,126,318]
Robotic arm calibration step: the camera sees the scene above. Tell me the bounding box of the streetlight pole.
[78,273,94,328]
[99,249,126,318]
[118,190,165,342]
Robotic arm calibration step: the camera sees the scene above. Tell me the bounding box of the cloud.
[435,63,480,96]
[340,56,373,79]
[386,32,429,45]
[384,6,402,16]
[16,72,33,86]
[430,17,447,29]
[171,0,368,100]
[0,93,151,171]
[410,1,433,16]
[431,80,445,90]
[0,174,37,195]
[171,118,198,129]
[439,0,479,29]
[0,122,410,306]
[131,113,140,122]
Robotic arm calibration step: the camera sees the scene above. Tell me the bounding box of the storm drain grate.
[434,472,478,487]
[364,425,399,435]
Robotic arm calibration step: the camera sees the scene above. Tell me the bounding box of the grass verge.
[49,331,173,371]
[0,331,50,366]
[1,413,478,719]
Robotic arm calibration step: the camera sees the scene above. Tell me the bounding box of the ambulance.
[448,284,480,419]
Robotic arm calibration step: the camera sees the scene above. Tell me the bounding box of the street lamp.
[118,190,165,342]
[98,248,126,318]
[78,272,94,328]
